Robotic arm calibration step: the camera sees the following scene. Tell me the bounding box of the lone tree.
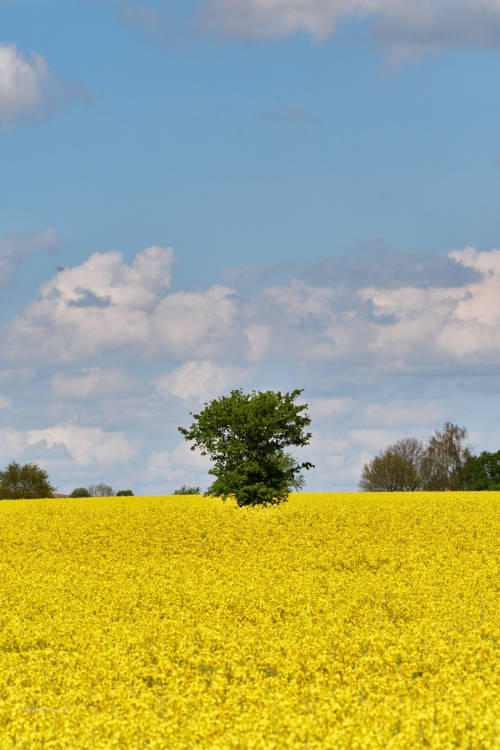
[178,388,314,507]
[360,438,425,492]
[0,461,56,500]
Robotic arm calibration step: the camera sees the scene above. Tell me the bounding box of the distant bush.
[173,485,201,495]
[116,490,134,496]
[0,461,56,500]
[70,487,91,498]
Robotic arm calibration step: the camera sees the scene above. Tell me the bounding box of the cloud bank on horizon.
[1,241,499,494]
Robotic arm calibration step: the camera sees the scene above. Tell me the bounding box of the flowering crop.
[0,492,498,749]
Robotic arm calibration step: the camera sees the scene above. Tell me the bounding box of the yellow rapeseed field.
[0,492,498,749]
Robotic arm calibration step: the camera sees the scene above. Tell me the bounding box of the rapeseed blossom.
[0,492,498,749]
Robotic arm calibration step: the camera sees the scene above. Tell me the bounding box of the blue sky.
[2,0,500,494]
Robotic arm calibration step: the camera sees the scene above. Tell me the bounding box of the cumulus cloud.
[106,0,191,47]
[153,360,252,402]
[244,324,271,363]
[27,424,140,467]
[362,400,446,428]
[151,284,239,359]
[52,367,143,400]
[302,251,481,290]
[356,246,500,365]
[0,42,88,127]
[197,0,500,58]
[307,396,357,422]
[3,244,244,367]
[0,423,140,468]
[145,442,211,483]
[0,227,59,286]
[0,393,12,409]
[6,242,500,374]
[4,245,177,363]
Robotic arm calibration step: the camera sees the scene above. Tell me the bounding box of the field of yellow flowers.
[0,492,498,749]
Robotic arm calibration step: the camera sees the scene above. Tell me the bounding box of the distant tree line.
[0,465,134,500]
[2,398,499,503]
[360,422,500,491]
[69,484,134,498]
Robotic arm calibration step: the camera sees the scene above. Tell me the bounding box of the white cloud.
[26,423,140,467]
[348,427,421,451]
[151,284,239,359]
[198,0,500,58]
[145,451,185,482]
[4,245,176,363]
[153,359,252,402]
[0,368,36,385]
[0,394,12,409]
[0,43,87,126]
[245,325,271,363]
[358,246,500,365]
[145,441,211,482]
[52,367,143,400]
[6,242,500,375]
[0,422,140,472]
[307,396,356,421]
[0,427,25,458]
[0,228,58,285]
[362,400,445,428]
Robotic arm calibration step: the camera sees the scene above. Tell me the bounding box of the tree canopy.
[0,461,56,500]
[70,487,91,498]
[360,423,473,492]
[360,438,424,491]
[88,483,115,497]
[421,422,473,490]
[460,451,500,490]
[178,388,314,507]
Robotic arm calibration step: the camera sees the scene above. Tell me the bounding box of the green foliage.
[178,388,314,507]
[173,485,201,495]
[360,438,424,491]
[460,451,500,490]
[0,461,56,500]
[116,489,134,496]
[70,487,91,498]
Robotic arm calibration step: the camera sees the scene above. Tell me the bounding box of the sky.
[2,0,500,495]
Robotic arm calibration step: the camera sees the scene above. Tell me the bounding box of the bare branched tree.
[421,423,473,490]
[360,438,425,491]
[88,483,115,497]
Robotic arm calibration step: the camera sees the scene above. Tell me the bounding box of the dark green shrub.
[70,487,91,498]
[116,489,134,496]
